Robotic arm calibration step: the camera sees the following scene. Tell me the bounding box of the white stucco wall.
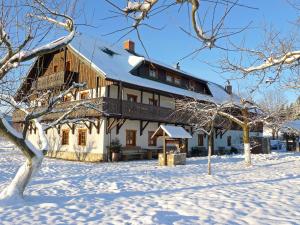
[27,121,107,155]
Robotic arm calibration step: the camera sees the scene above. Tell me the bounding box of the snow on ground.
[0,140,300,225]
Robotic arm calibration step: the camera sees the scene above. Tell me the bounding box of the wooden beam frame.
[140,121,150,136]
[116,119,126,135]
[106,118,116,134]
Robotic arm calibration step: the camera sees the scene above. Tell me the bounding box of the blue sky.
[76,0,299,103]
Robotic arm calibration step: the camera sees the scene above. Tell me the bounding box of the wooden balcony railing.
[13,97,186,124]
[31,71,79,91]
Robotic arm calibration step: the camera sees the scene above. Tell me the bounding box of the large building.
[13,35,263,162]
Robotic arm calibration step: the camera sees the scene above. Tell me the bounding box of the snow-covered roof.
[282,120,300,134]
[68,34,240,104]
[152,125,192,139]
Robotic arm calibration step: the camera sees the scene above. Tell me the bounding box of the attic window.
[101,47,119,57]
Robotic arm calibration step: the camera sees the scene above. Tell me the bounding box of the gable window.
[198,134,204,146]
[149,98,158,106]
[227,136,232,147]
[78,129,87,146]
[126,130,136,146]
[149,68,157,79]
[62,130,69,145]
[53,65,58,73]
[127,94,137,102]
[80,92,89,100]
[64,95,72,102]
[148,131,157,146]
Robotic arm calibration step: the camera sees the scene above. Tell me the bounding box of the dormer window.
[174,77,181,85]
[166,74,173,83]
[149,68,157,78]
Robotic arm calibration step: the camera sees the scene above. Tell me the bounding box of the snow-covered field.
[0,140,300,225]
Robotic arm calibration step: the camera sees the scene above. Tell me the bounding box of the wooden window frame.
[80,91,89,100]
[126,129,137,146]
[174,76,181,86]
[149,67,158,79]
[64,95,72,102]
[198,134,204,146]
[166,73,173,83]
[78,129,87,146]
[148,131,157,146]
[53,65,58,73]
[61,129,69,145]
[127,94,137,103]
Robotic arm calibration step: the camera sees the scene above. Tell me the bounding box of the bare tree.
[176,98,229,175]
[0,0,76,202]
[176,95,264,167]
[258,89,290,139]
[220,2,300,92]
[103,0,255,54]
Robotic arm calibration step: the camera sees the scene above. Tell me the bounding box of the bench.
[121,146,147,161]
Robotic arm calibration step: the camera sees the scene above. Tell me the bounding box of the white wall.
[109,120,163,149]
[27,121,106,155]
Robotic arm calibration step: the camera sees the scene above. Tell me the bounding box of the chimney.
[124,40,135,52]
[225,80,232,95]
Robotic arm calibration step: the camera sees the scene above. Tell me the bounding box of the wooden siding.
[132,61,212,96]
[16,47,110,101]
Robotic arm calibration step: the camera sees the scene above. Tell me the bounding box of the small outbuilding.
[152,125,192,166]
[282,120,300,152]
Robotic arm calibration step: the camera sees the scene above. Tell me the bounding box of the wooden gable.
[16,46,110,101]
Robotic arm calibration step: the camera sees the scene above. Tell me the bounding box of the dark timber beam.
[106,118,116,134]
[140,121,150,136]
[116,119,126,135]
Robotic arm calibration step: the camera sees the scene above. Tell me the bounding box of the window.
[62,130,69,145]
[127,94,137,102]
[166,74,173,83]
[80,92,89,100]
[78,129,87,146]
[64,95,71,102]
[53,65,58,73]
[149,98,158,106]
[174,77,181,85]
[227,136,232,147]
[126,130,136,146]
[149,68,157,78]
[148,131,157,146]
[66,61,71,71]
[198,134,204,146]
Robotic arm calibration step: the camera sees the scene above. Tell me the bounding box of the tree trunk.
[0,119,43,202]
[207,133,212,175]
[243,125,251,166]
[0,156,43,202]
